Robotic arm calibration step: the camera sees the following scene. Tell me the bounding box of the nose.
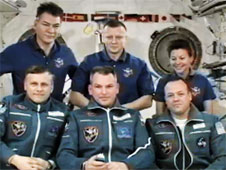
[111,37,116,43]
[37,84,42,91]
[47,25,55,33]
[101,87,107,94]
[172,94,180,101]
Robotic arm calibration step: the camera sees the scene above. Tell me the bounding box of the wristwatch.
[47,160,56,170]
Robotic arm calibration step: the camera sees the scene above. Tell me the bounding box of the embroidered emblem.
[215,122,225,135]
[13,104,28,110]
[123,68,133,77]
[86,111,96,116]
[48,125,60,137]
[197,137,207,148]
[191,86,200,97]
[83,126,99,143]
[54,58,64,68]
[11,121,27,137]
[160,140,172,155]
[116,126,132,138]
[0,103,6,114]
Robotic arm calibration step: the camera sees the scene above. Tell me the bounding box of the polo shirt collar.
[102,47,127,62]
[173,69,196,80]
[30,35,57,56]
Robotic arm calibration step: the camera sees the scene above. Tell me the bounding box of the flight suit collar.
[157,104,204,124]
[87,99,126,111]
[24,96,51,112]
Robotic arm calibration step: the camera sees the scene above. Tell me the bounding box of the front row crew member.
[0,65,68,169]
[146,76,226,169]
[57,66,154,169]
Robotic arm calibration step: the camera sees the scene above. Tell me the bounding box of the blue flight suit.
[57,100,155,169]
[0,94,69,169]
[146,104,226,170]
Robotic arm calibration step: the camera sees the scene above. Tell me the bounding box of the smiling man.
[70,19,154,111]
[0,65,69,169]
[146,76,226,169]
[0,2,78,102]
[57,66,154,170]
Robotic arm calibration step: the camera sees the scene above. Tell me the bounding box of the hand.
[32,157,50,170]
[8,155,50,170]
[84,155,107,170]
[106,162,129,170]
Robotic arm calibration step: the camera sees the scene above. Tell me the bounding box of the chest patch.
[116,126,132,138]
[11,121,27,137]
[123,68,133,77]
[83,126,99,143]
[191,86,201,97]
[160,140,173,155]
[197,137,207,148]
[54,58,64,68]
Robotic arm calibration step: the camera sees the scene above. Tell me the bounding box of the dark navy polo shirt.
[0,35,78,101]
[71,49,154,104]
[154,73,216,112]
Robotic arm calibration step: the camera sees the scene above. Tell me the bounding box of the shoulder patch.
[215,122,225,135]
[0,103,7,114]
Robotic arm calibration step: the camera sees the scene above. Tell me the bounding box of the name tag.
[193,123,206,129]
[113,113,131,121]
[48,111,64,117]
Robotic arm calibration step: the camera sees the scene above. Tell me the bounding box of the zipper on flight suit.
[106,108,112,162]
[31,104,41,157]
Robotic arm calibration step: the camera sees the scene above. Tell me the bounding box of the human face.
[102,26,127,59]
[24,72,53,103]
[169,49,194,77]
[88,73,119,108]
[33,12,61,46]
[164,80,192,119]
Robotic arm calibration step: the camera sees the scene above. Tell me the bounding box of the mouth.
[34,94,44,96]
[173,103,182,108]
[99,97,109,101]
[45,35,55,39]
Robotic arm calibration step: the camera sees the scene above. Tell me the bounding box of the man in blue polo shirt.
[70,20,154,110]
[0,2,78,102]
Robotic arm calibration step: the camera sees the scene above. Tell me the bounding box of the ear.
[189,55,195,66]
[88,84,92,96]
[188,91,192,102]
[24,81,27,91]
[116,83,120,95]
[51,85,54,93]
[33,20,38,30]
